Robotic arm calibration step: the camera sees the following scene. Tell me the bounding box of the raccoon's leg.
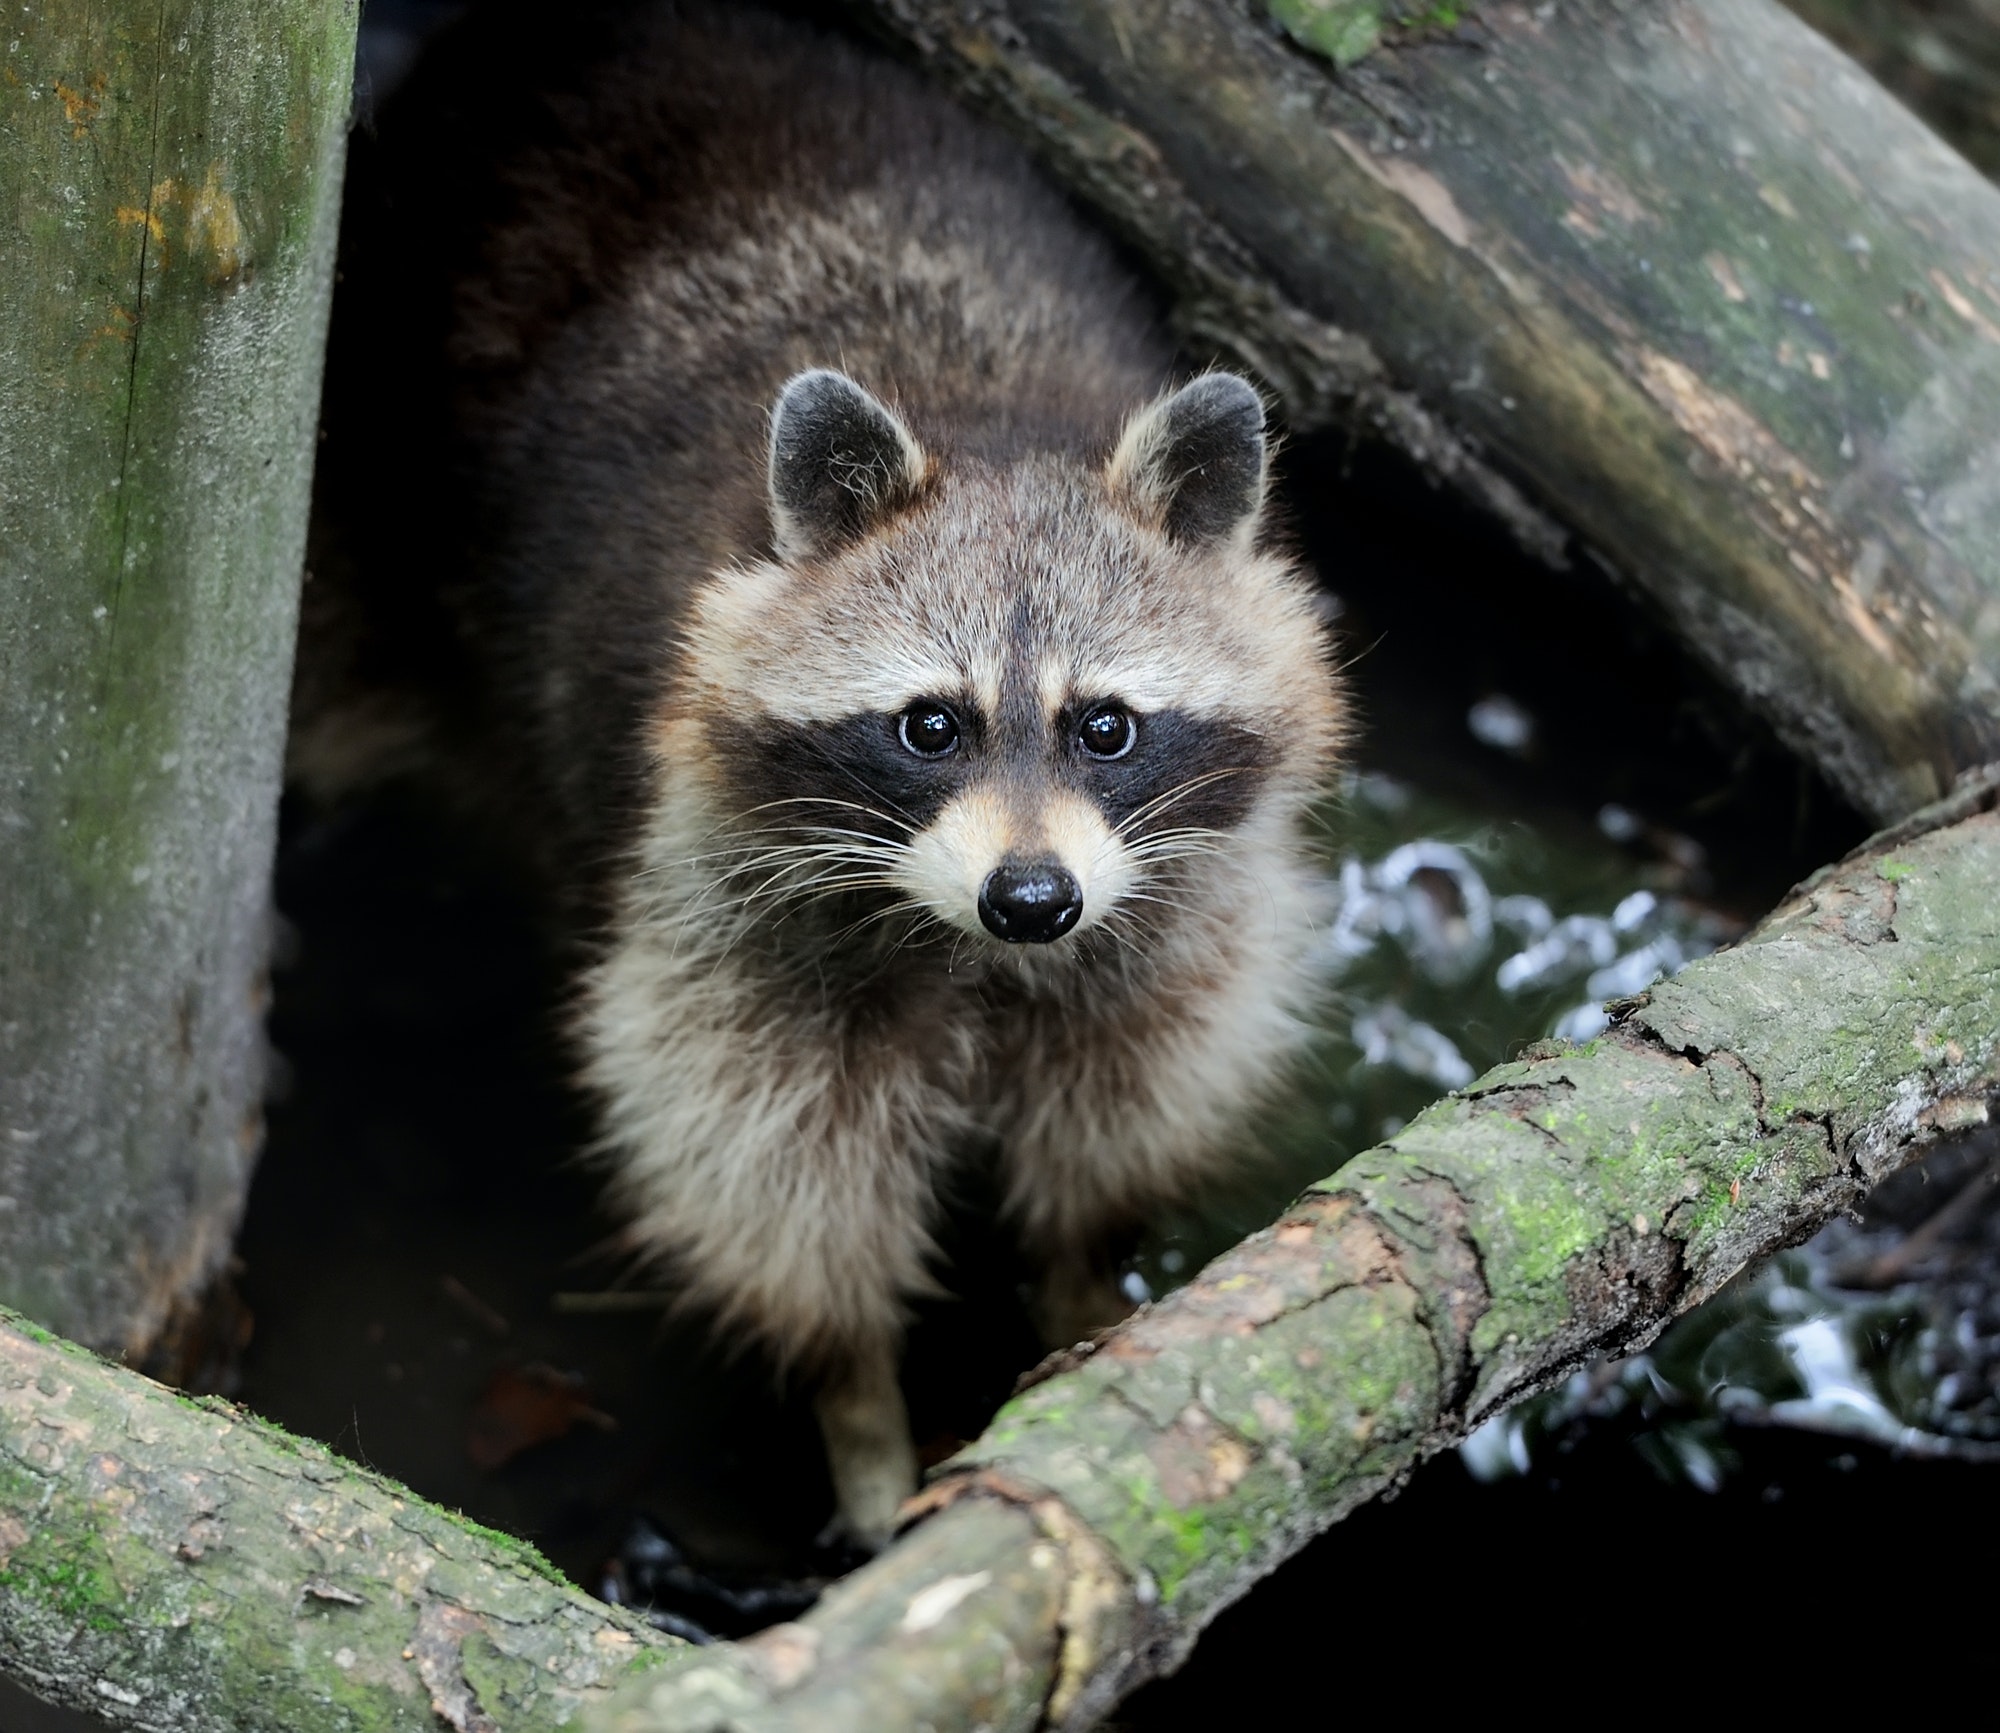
[813,1340,919,1551]
[583,930,964,1551]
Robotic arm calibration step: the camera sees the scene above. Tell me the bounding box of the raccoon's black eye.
[1078,704,1136,760]
[898,702,960,757]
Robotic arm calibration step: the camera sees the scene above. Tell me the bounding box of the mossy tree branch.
[0,1312,681,1731]
[842,0,2000,824]
[598,767,2000,1733]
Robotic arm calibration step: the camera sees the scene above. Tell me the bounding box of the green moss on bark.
[1268,1,1472,66]
[0,1309,681,1730]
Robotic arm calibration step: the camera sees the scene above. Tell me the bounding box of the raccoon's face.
[667,369,1341,959]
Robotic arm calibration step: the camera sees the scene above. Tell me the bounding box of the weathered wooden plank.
[0,3,356,1352]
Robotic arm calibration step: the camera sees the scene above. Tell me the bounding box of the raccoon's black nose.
[978,863,1082,943]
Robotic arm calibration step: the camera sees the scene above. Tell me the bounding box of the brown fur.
[300,1,1346,1546]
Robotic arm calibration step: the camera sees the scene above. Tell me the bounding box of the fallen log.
[596,763,2000,1732]
[0,1312,680,1731]
[842,0,2000,824]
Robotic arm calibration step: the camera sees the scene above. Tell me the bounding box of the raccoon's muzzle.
[978,859,1082,943]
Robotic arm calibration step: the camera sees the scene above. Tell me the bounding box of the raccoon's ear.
[767,369,928,561]
[1108,372,1268,552]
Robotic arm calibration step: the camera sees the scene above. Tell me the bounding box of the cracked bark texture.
[597,765,2000,1733]
[841,0,2000,823]
[0,4,356,1355]
[0,1312,680,1730]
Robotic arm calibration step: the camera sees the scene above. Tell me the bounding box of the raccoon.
[308,1,1346,1548]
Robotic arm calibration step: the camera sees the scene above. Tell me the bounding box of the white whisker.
[1113,768,1248,839]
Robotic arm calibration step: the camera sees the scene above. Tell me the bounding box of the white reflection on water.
[1495,914,1620,992]
[1322,839,1493,980]
[1318,814,1718,1090]
[1350,1004,1475,1091]
[1762,1316,1921,1448]
[1467,694,1536,756]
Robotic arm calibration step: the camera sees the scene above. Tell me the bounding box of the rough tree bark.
[0,773,1990,1730]
[0,5,356,1354]
[1787,0,2000,175]
[839,0,2000,825]
[0,1310,677,1730]
[598,765,2000,1732]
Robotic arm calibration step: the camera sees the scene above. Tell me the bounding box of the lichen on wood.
[0,2,356,1354]
[0,1311,681,1730]
[597,766,2000,1732]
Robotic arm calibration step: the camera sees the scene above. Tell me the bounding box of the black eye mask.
[1072,711,1276,836]
[714,709,974,845]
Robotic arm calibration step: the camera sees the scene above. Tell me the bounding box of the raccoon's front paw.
[813,1358,919,1554]
[816,1439,918,1555]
